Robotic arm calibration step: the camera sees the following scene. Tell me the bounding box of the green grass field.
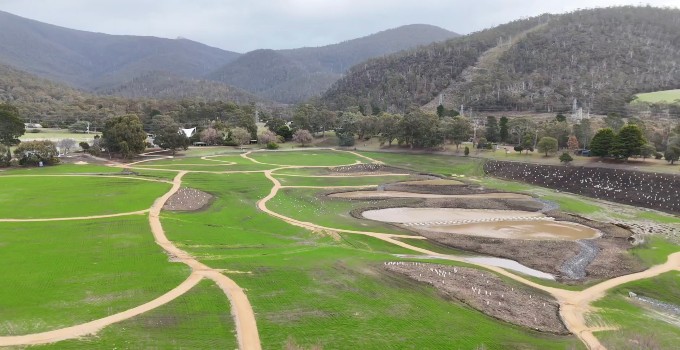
[0,217,188,335]
[161,172,583,349]
[37,280,237,349]
[249,150,364,166]
[133,154,277,171]
[359,151,485,176]
[19,129,101,143]
[4,149,679,349]
[634,89,680,103]
[0,176,169,218]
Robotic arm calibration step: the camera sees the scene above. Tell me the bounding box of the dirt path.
[6,149,676,350]
[0,274,203,347]
[0,174,173,185]
[148,171,261,350]
[1,168,261,349]
[250,150,680,350]
[0,209,149,222]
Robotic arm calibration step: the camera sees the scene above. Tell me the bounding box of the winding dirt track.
[0,274,204,346]
[3,149,679,350]
[252,150,680,350]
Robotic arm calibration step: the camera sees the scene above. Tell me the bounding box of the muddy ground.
[383,261,569,334]
[337,180,642,282]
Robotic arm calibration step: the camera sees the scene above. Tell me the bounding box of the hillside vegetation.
[323,7,680,115]
[208,24,458,103]
[0,10,239,91]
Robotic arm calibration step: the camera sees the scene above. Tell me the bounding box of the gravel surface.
[559,240,600,279]
[163,187,213,211]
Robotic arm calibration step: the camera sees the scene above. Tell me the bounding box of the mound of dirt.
[384,261,569,334]
[163,188,213,211]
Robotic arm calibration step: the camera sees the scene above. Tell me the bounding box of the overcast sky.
[0,0,677,52]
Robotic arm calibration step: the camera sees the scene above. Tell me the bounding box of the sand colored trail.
[0,274,203,347]
[5,149,679,350]
[1,169,261,349]
[0,209,149,222]
[0,174,173,185]
[252,150,680,350]
[148,171,261,350]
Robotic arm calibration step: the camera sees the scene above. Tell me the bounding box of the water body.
[427,220,600,241]
[464,256,556,280]
[393,254,555,280]
[362,208,542,223]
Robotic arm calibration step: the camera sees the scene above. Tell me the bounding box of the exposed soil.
[383,261,569,334]
[384,181,497,195]
[163,188,213,211]
[329,190,532,200]
[342,186,641,282]
[329,163,412,175]
[485,160,680,215]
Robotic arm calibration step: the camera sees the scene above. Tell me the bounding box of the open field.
[3,148,679,349]
[19,129,101,143]
[161,172,584,349]
[634,89,680,103]
[0,217,189,335]
[248,149,365,166]
[36,280,237,349]
[0,175,169,219]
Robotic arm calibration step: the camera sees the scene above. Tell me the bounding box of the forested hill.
[207,24,458,103]
[0,10,240,92]
[100,72,266,105]
[322,7,680,115]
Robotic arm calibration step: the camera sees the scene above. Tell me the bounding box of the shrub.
[464,146,470,156]
[514,145,524,153]
[79,142,90,150]
[337,132,355,147]
[655,152,663,160]
[559,152,574,164]
[266,142,279,150]
[28,128,41,133]
[14,140,59,166]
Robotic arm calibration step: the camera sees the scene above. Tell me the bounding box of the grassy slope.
[359,151,485,176]
[269,187,416,236]
[0,176,169,218]
[37,280,237,349]
[249,150,364,166]
[0,164,122,174]
[634,89,680,103]
[592,271,680,349]
[161,172,583,349]
[0,217,188,335]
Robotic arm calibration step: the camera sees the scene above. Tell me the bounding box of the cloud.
[0,0,677,52]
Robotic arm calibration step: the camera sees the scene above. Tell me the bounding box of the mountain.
[101,71,264,104]
[322,6,680,115]
[0,10,240,92]
[208,24,459,103]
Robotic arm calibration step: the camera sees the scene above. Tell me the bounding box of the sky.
[0,0,678,53]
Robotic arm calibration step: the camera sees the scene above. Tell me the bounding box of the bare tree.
[58,138,77,155]
[292,129,313,146]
